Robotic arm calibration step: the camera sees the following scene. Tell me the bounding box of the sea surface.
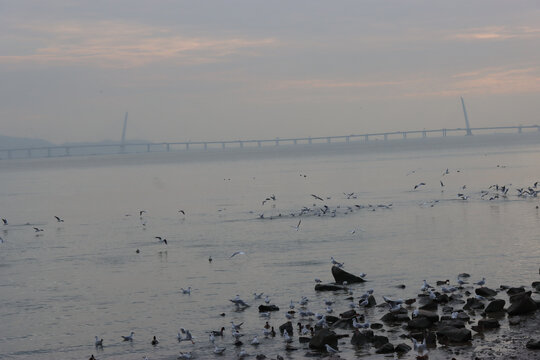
[0,135,539,359]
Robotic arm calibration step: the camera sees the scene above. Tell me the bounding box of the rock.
[279,321,293,335]
[325,315,339,325]
[375,342,394,354]
[438,319,466,328]
[315,283,346,291]
[507,286,526,295]
[351,330,369,346]
[485,299,506,313]
[475,287,497,297]
[395,343,412,354]
[331,265,365,284]
[419,300,438,311]
[309,328,338,350]
[437,326,472,343]
[463,297,485,310]
[258,304,280,312]
[339,309,357,319]
[416,310,440,322]
[371,335,389,348]
[508,317,521,325]
[526,339,540,350]
[370,323,383,330]
[532,281,540,291]
[362,295,377,307]
[507,291,537,316]
[509,290,533,303]
[436,293,450,303]
[477,318,500,329]
[381,311,410,323]
[331,318,354,330]
[407,317,433,329]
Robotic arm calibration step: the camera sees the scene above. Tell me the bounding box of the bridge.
[1,125,539,160]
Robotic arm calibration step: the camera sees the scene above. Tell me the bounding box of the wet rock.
[381,310,410,323]
[325,315,339,325]
[485,299,506,313]
[436,293,450,303]
[416,310,440,322]
[395,343,412,354]
[463,297,485,310]
[370,323,383,330]
[339,309,357,319]
[477,318,500,329]
[331,265,365,284]
[526,339,540,350]
[408,317,433,329]
[507,291,537,316]
[437,326,472,343]
[372,335,389,348]
[532,281,540,291]
[475,287,497,297]
[331,318,353,330]
[375,342,394,354]
[419,300,438,311]
[507,286,526,295]
[309,328,338,350]
[508,317,521,326]
[314,283,345,291]
[279,321,293,335]
[258,304,280,312]
[351,330,369,346]
[438,319,466,328]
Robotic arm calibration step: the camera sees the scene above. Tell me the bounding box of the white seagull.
[230,251,246,258]
[325,344,339,354]
[122,331,134,341]
[94,336,103,347]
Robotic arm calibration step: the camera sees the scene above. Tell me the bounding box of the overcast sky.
[1,1,539,144]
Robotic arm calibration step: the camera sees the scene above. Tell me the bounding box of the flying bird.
[414,182,426,190]
[54,216,64,222]
[230,251,246,258]
[311,194,324,201]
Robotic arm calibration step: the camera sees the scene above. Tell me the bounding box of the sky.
[1,0,539,144]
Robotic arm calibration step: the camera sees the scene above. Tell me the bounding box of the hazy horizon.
[1,1,539,144]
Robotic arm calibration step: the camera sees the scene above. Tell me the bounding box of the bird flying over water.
[54,216,64,222]
[311,194,324,201]
[414,182,426,190]
[230,251,246,258]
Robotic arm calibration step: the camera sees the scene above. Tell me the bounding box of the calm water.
[1,137,539,359]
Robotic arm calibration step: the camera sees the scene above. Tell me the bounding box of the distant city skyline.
[1,1,539,144]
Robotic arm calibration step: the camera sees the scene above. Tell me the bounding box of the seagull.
[358,272,366,278]
[325,344,339,354]
[451,311,459,319]
[230,251,246,258]
[180,287,191,295]
[414,182,426,190]
[230,295,250,308]
[289,300,295,310]
[238,348,249,359]
[151,336,159,346]
[177,329,195,343]
[209,333,215,343]
[311,194,324,201]
[231,321,243,331]
[314,278,322,283]
[352,318,370,329]
[122,331,135,341]
[475,277,486,286]
[253,292,264,299]
[0,236,4,243]
[213,345,226,354]
[177,352,193,359]
[250,335,260,345]
[178,210,186,215]
[293,219,301,231]
[210,327,225,336]
[54,216,64,222]
[412,337,428,358]
[2,218,7,225]
[420,280,431,292]
[283,329,293,343]
[208,256,212,263]
[155,236,168,245]
[330,256,344,267]
[264,295,271,304]
[33,227,44,232]
[94,336,103,347]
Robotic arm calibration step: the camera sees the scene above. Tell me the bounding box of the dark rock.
[509,290,533,303]
[315,283,345,291]
[370,323,383,330]
[371,335,389,348]
[416,310,440,322]
[364,295,377,307]
[258,304,280,312]
[485,299,506,313]
[298,337,311,343]
[436,293,450,303]
[381,311,410,323]
[396,284,406,289]
[339,309,357,319]
[407,317,432,329]
[325,315,339,325]
[331,318,353,330]
[532,281,540,291]
[351,330,369,346]
[309,328,338,350]
[458,273,470,278]
[463,297,485,310]
[507,287,526,295]
[526,339,540,350]
[438,319,466,329]
[375,342,394,354]
[475,287,497,297]
[419,300,438,311]
[478,318,500,329]
[508,317,521,325]
[279,321,293,335]
[437,326,472,343]
[331,265,365,284]
[507,291,537,316]
[395,343,412,354]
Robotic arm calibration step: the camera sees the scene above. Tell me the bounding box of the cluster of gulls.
[87,255,516,360]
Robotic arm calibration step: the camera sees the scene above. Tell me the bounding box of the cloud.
[0,21,277,68]
[449,26,540,41]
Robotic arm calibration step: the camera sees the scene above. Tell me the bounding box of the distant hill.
[0,134,55,149]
